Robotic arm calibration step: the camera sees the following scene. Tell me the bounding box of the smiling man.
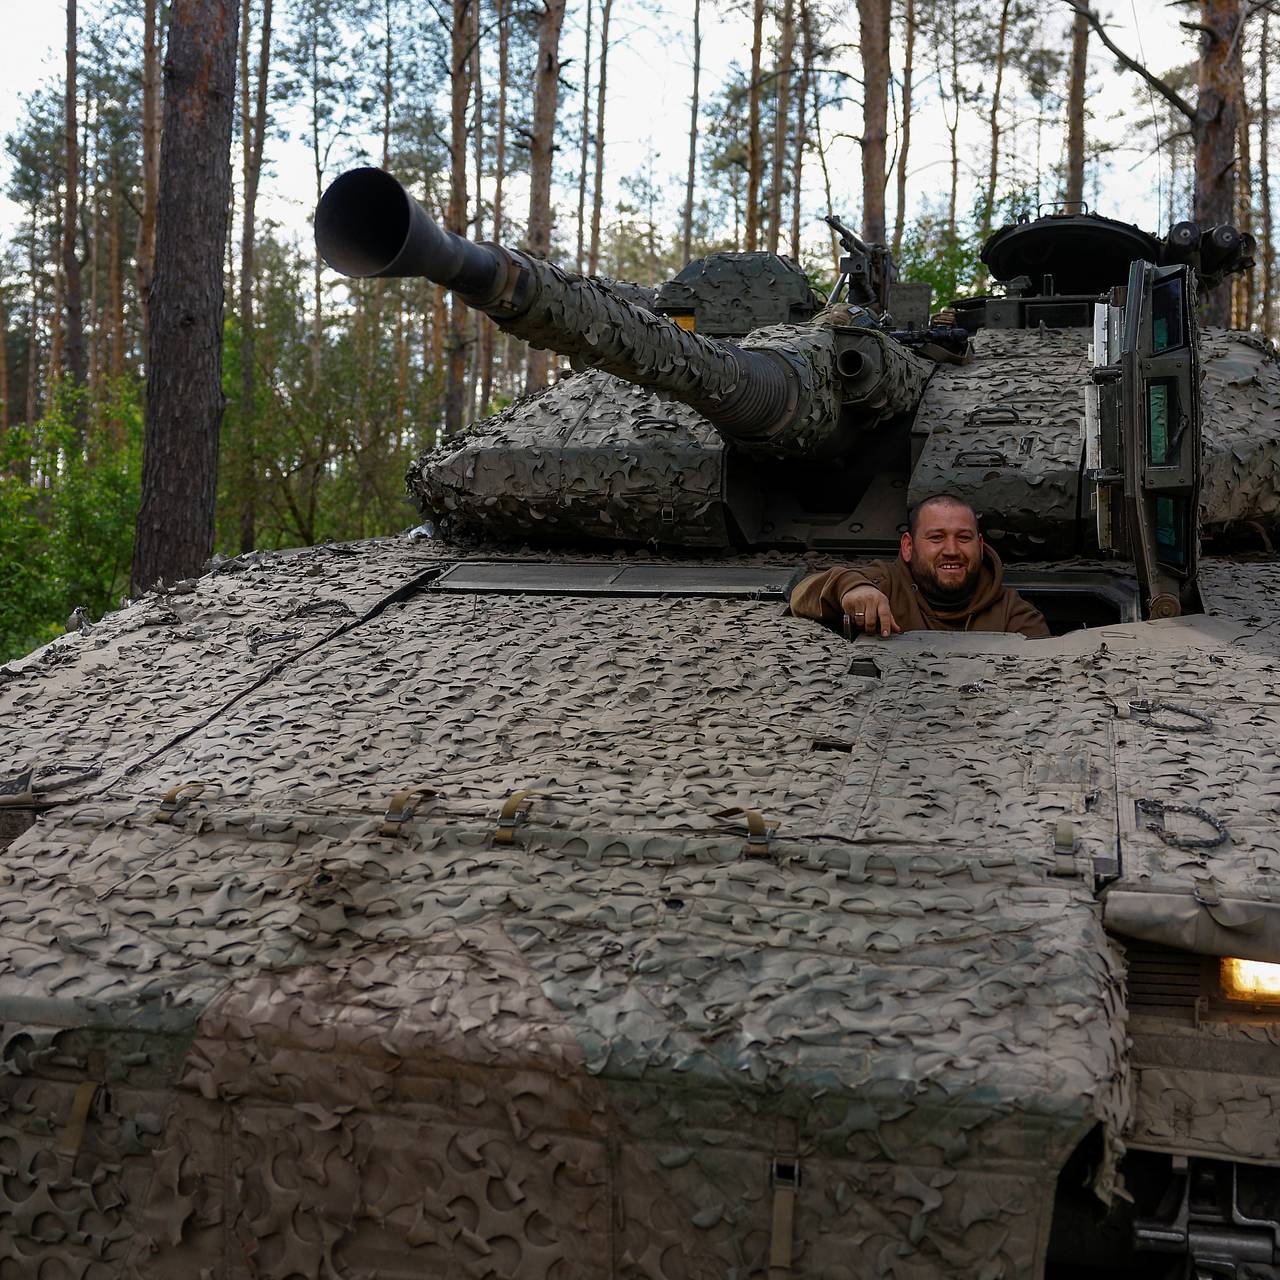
[789,494,1050,639]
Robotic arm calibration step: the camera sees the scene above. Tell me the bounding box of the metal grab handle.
[953,449,1010,467]
[963,405,1020,429]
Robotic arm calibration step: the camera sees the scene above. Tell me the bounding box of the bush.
[0,380,143,662]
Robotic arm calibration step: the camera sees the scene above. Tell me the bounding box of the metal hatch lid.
[429,560,807,598]
[983,212,1160,295]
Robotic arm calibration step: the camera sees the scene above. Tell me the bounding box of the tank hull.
[4,538,1280,1275]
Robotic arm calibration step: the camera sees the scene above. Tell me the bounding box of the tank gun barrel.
[316,167,805,445]
[316,167,932,456]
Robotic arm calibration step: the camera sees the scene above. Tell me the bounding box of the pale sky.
[0,1,1197,269]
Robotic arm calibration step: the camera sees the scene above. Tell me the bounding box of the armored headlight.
[1220,957,1280,1004]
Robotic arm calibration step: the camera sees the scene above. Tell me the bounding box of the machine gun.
[885,325,972,359]
[315,168,934,460]
[823,214,896,315]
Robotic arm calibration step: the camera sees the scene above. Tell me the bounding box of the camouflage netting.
[3,540,1280,1275]
[913,325,1280,556]
[728,321,844,449]
[809,315,935,421]
[592,277,657,314]
[1199,330,1280,532]
[409,315,929,544]
[410,321,1280,556]
[408,372,733,545]
[911,327,1089,555]
[1126,1017,1280,1164]
[653,250,820,336]
[491,254,743,402]
[487,254,911,457]
[738,315,937,439]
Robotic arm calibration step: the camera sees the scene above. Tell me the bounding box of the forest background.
[0,0,1270,661]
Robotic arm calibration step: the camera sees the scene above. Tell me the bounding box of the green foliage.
[0,380,143,662]
[216,232,437,555]
[896,189,1039,306]
[895,201,984,306]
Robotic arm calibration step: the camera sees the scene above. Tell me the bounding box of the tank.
[2,174,1280,1279]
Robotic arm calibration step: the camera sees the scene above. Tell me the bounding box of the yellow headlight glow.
[1220,957,1280,1004]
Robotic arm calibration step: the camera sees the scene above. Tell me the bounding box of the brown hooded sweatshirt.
[789,546,1050,638]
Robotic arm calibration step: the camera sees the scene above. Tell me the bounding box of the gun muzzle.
[315,166,506,301]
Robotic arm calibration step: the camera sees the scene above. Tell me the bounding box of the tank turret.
[317,172,1278,602]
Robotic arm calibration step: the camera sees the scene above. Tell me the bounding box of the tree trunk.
[62,0,87,409]
[238,0,272,553]
[396,291,407,431]
[50,183,65,393]
[1260,13,1274,334]
[136,0,161,366]
[806,4,838,271]
[364,0,395,454]
[1236,57,1254,328]
[109,157,124,383]
[980,0,1012,250]
[26,228,40,427]
[682,0,701,264]
[494,0,510,238]
[87,97,102,408]
[469,0,485,417]
[444,0,471,432]
[768,0,794,255]
[132,0,239,594]
[587,0,612,275]
[524,0,566,394]
[790,0,810,260]
[480,0,509,412]
[891,0,915,256]
[943,0,960,235]
[1064,6,1088,207]
[1195,0,1243,326]
[381,0,393,167]
[1064,0,1242,325]
[856,0,890,243]
[225,176,236,314]
[309,31,325,386]
[745,0,765,251]
[576,0,592,272]
[431,284,446,369]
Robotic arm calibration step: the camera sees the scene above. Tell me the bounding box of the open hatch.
[1087,260,1202,620]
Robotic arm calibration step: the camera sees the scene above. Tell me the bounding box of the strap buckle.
[494,790,535,844]
[768,1117,800,1277]
[153,780,214,824]
[1051,820,1079,877]
[714,806,778,861]
[378,786,439,837]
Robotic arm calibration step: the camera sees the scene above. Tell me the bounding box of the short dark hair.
[907,494,979,538]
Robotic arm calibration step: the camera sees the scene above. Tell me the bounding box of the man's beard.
[910,557,981,604]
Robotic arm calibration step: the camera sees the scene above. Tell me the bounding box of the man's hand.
[841,585,901,638]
